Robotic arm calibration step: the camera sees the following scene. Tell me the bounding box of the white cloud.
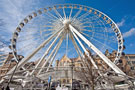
[0,46,10,53]
[117,19,125,27]
[0,0,40,56]
[0,0,36,33]
[0,40,11,54]
[123,28,135,38]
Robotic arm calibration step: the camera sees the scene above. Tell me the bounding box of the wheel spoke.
[91,38,115,50]
[71,9,82,22]
[63,7,66,19]
[29,27,64,75]
[80,31,92,37]
[77,11,90,21]
[70,25,99,70]
[46,36,64,72]
[45,12,62,22]
[37,35,64,75]
[69,6,73,19]
[53,8,64,21]
[81,29,92,32]
[70,33,83,58]
[69,24,125,75]
[8,26,64,75]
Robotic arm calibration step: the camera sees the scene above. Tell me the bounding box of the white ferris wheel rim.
[10,4,125,75]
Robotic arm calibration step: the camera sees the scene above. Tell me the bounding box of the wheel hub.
[63,19,71,26]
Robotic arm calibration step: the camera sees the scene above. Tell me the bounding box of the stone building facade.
[0,52,24,80]
[0,50,135,89]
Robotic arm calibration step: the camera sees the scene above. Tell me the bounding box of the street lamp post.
[71,60,74,90]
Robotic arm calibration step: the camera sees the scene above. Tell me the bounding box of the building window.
[131,67,134,70]
[127,61,131,65]
[63,79,66,83]
[67,79,70,84]
[132,61,135,64]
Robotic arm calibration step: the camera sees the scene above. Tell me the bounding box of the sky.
[0,0,135,55]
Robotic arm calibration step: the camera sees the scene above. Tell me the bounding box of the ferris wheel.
[8,4,126,79]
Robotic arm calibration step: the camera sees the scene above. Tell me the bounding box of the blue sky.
[0,0,135,55]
